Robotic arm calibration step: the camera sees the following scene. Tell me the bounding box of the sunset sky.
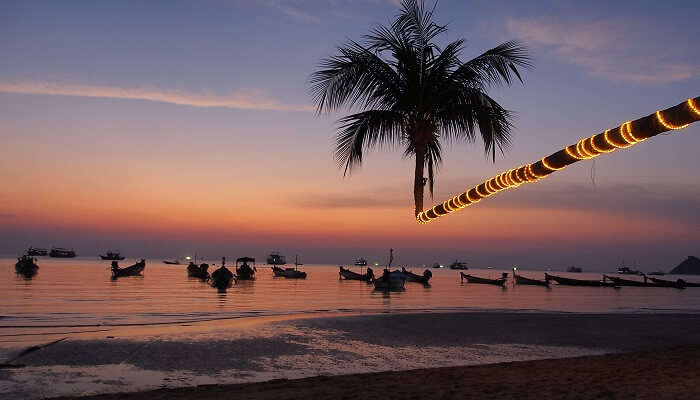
[1,0,699,270]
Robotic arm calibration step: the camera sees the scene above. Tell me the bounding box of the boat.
[266,251,286,266]
[271,255,307,279]
[111,259,145,278]
[339,266,374,282]
[449,260,469,270]
[100,250,125,260]
[187,262,210,280]
[647,270,665,276]
[162,259,182,265]
[15,255,39,277]
[544,273,616,287]
[646,276,686,289]
[617,266,642,275]
[373,249,405,290]
[49,247,76,258]
[235,257,257,280]
[512,268,548,286]
[603,274,656,287]
[431,262,443,269]
[354,258,368,267]
[460,272,507,286]
[401,268,432,284]
[26,247,48,257]
[566,266,582,273]
[373,269,406,290]
[211,257,235,290]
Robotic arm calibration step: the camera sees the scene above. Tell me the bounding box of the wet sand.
[55,345,700,400]
[3,312,700,398]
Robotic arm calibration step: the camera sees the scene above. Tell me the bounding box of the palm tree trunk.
[413,145,425,217]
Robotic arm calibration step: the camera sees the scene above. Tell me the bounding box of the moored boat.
[373,269,406,290]
[339,266,374,282]
[100,250,125,260]
[401,268,432,284]
[211,257,235,290]
[266,251,286,266]
[15,255,39,277]
[449,260,469,270]
[512,269,548,286]
[646,276,686,289]
[544,273,616,287]
[111,259,145,278]
[617,266,642,275]
[603,274,656,287]
[187,262,210,280]
[354,258,368,267]
[162,259,182,265]
[271,255,306,279]
[235,257,257,280]
[647,270,666,276]
[460,272,507,286]
[26,247,48,257]
[566,266,582,273]
[50,247,76,258]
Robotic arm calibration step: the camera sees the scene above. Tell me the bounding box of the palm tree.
[310,0,531,218]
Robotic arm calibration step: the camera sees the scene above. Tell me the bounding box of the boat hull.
[647,277,687,289]
[460,272,506,286]
[373,270,406,290]
[603,275,657,287]
[271,266,306,279]
[339,267,374,282]
[545,273,616,287]
[402,269,431,284]
[111,261,145,278]
[514,274,549,286]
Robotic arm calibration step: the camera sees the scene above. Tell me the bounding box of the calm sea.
[3,257,700,341]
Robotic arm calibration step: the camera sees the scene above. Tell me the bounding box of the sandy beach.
[3,311,700,399]
[54,345,700,400]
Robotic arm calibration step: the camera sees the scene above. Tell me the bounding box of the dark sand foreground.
[57,345,700,400]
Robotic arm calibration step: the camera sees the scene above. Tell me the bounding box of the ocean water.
[3,257,700,341]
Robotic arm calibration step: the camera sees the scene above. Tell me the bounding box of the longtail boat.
[460,272,507,286]
[211,257,235,290]
[513,269,548,286]
[339,266,374,282]
[111,259,145,278]
[235,257,256,280]
[187,262,210,280]
[373,269,406,290]
[603,274,656,287]
[15,255,39,277]
[272,255,306,279]
[646,276,686,289]
[544,273,616,287]
[401,268,432,284]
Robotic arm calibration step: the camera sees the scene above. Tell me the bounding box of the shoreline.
[55,345,700,400]
[4,311,700,399]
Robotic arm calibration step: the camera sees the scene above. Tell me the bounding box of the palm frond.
[452,40,532,88]
[335,110,405,175]
[310,41,402,114]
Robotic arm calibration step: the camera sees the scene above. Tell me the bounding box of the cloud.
[255,0,322,23]
[445,181,700,225]
[293,192,406,209]
[506,18,698,85]
[0,81,314,112]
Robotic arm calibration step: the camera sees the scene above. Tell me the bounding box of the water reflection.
[3,258,700,335]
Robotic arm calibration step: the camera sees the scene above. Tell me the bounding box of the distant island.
[670,256,700,275]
